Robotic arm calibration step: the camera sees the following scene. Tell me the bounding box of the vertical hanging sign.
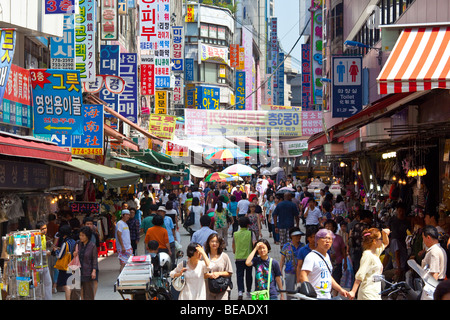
[119,53,138,123]
[172,26,184,72]
[101,0,118,40]
[45,0,76,14]
[99,45,120,115]
[75,0,97,82]
[235,71,245,110]
[155,0,171,88]
[50,14,75,70]
[140,62,154,95]
[0,29,16,108]
[277,52,285,106]
[242,26,253,110]
[301,44,311,111]
[230,44,239,68]
[154,90,168,114]
[270,18,278,105]
[310,0,323,107]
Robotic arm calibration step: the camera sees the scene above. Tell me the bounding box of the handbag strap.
[266,258,273,288]
[313,251,332,274]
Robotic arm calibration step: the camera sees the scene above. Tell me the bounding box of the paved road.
[53,218,300,300]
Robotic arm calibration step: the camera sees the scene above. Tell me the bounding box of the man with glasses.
[299,228,350,299]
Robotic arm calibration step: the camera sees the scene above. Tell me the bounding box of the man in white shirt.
[236,193,251,217]
[304,198,324,228]
[116,209,133,272]
[421,225,448,300]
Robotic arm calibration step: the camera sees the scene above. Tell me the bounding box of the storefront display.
[2,230,46,300]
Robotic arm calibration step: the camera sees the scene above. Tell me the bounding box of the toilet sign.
[332,56,363,118]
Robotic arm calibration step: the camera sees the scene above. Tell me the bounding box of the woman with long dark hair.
[214,196,232,250]
[53,224,76,300]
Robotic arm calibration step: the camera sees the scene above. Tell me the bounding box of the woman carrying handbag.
[73,226,98,300]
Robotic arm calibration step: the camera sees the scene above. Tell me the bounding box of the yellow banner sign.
[155,90,168,114]
[150,114,176,140]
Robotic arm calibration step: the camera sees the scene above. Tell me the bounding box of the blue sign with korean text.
[235,71,245,110]
[172,26,184,72]
[0,29,16,108]
[100,45,120,117]
[71,104,104,155]
[277,52,285,105]
[30,69,83,135]
[119,53,138,123]
[185,58,194,81]
[45,0,76,14]
[332,56,363,118]
[195,86,220,110]
[50,14,75,69]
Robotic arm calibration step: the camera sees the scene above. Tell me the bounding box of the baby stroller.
[147,252,173,300]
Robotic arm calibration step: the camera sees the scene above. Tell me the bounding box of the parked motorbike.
[279,282,343,300]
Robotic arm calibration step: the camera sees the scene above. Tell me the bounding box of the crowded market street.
[0,0,450,307]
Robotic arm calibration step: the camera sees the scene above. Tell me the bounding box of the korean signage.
[0,159,49,189]
[332,56,363,118]
[302,110,323,136]
[230,44,239,68]
[242,26,253,110]
[270,18,278,104]
[199,43,228,64]
[0,29,16,109]
[50,15,75,70]
[280,140,308,157]
[185,58,194,81]
[72,104,104,155]
[301,44,311,111]
[119,53,138,123]
[118,0,127,14]
[195,86,220,110]
[140,95,151,115]
[185,4,195,22]
[70,202,101,214]
[155,90,168,114]
[235,71,245,110]
[99,45,120,115]
[185,83,195,108]
[261,105,301,111]
[140,63,155,95]
[165,141,188,157]
[45,0,76,14]
[75,0,97,82]
[277,52,285,105]
[310,0,323,107]
[184,109,302,137]
[173,73,183,106]
[101,0,118,40]
[172,26,184,72]
[34,105,104,155]
[140,0,171,88]
[149,114,176,140]
[1,64,32,128]
[30,69,83,135]
[238,47,245,70]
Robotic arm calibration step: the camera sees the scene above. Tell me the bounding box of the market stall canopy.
[377,25,450,95]
[189,165,210,178]
[112,156,183,177]
[0,132,72,162]
[63,159,139,188]
[221,163,256,176]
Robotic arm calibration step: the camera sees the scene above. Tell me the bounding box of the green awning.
[129,150,185,171]
[112,157,183,177]
[63,159,140,188]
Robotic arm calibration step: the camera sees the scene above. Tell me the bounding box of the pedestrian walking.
[169,243,211,300]
[53,224,76,300]
[115,209,133,272]
[75,226,98,300]
[204,234,233,300]
[280,227,305,299]
[191,214,217,248]
[144,214,172,257]
[272,192,300,249]
[213,198,232,250]
[232,216,256,300]
[245,239,284,300]
[127,208,140,255]
[348,227,390,300]
[324,219,347,286]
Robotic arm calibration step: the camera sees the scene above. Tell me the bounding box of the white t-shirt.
[189,205,204,232]
[301,250,333,299]
[305,206,323,225]
[237,199,250,215]
[115,220,132,251]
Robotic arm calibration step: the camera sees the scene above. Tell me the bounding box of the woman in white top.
[349,227,390,300]
[187,197,204,232]
[204,233,233,300]
[170,243,211,300]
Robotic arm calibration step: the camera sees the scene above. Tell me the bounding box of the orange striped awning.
[377,26,450,95]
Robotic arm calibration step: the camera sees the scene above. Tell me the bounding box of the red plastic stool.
[106,238,117,253]
[97,242,108,257]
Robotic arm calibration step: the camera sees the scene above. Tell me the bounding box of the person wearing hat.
[280,227,305,299]
[115,209,133,272]
[157,205,176,264]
